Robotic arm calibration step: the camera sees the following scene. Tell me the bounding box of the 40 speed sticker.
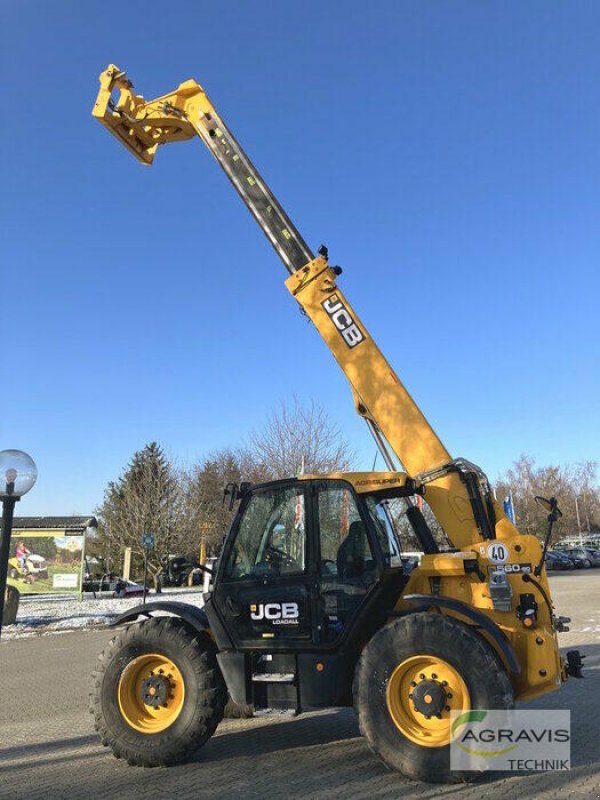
[487,542,509,564]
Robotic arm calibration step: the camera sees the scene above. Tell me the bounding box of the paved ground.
[1,573,598,799]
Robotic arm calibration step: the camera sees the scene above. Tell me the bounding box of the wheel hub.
[118,653,185,733]
[410,679,446,718]
[140,673,171,709]
[386,654,471,747]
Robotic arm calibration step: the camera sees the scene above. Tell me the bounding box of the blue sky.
[3,1,599,515]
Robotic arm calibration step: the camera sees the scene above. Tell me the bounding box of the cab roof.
[296,471,416,494]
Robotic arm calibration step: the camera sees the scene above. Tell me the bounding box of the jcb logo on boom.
[322,294,365,349]
[250,602,300,625]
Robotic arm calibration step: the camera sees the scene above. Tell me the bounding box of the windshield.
[364,493,452,557]
[224,485,306,579]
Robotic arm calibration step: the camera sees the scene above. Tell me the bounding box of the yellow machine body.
[92,65,567,703]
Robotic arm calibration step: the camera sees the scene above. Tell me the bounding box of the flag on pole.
[294,491,304,531]
[295,456,305,532]
[340,489,350,539]
[503,492,516,524]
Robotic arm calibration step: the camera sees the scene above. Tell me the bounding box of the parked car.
[584,549,600,567]
[160,555,199,587]
[83,573,146,598]
[546,551,574,571]
[566,547,595,568]
[555,548,592,569]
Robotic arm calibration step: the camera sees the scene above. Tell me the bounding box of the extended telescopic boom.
[93,65,517,548]
[93,65,312,272]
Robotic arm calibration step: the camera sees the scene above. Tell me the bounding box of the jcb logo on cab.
[250,602,299,624]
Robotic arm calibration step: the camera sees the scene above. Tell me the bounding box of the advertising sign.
[7,530,84,594]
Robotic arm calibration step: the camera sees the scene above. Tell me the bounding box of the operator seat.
[337,520,367,581]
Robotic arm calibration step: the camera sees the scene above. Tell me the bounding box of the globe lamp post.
[0,450,37,637]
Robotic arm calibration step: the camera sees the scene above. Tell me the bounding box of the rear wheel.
[90,617,226,766]
[354,613,513,783]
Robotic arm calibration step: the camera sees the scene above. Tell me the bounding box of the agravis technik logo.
[450,710,570,772]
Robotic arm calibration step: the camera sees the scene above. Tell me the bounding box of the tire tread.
[90,617,226,767]
[353,612,513,783]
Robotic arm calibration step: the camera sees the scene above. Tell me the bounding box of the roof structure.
[1,516,97,533]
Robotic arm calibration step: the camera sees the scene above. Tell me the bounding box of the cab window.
[364,496,403,567]
[224,485,306,579]
[318,484,377,586]
[317,483,378,643]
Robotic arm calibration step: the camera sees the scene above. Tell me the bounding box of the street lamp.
[0,449,37,637]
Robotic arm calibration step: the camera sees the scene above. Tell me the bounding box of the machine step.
[252,672,295,683]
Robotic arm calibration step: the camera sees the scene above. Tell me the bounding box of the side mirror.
[223,481,253,510]
[223,482,238,511]
[534,496,563,519]
[534,496,562,576]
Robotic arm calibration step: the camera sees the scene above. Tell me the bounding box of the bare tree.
[570,461,599,533]
[244,397,355,480]
[178,399,354,557]
[495,455,599,539]
[180,449,243,557]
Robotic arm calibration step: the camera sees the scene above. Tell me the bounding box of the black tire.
[354,612,514,784]
[90,617,226,766]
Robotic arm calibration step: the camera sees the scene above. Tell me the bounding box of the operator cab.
[204,473,428,709]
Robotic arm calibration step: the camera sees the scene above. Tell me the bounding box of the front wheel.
[354,613,513,783]
[90,617,226,766]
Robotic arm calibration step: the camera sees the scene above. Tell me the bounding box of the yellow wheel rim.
[117,653,185,734]
[386,655,470,748]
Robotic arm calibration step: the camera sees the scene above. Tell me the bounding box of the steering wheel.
[319,559,337,577]
[265,545,297,568]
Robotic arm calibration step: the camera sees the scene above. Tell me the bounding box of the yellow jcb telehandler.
[89,66,582,783]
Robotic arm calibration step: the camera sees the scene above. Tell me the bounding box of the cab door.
[213,481,314,649]
[314,481,382,645]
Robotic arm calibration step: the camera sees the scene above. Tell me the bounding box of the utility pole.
[575,495,583,546]
[582,490,591,534]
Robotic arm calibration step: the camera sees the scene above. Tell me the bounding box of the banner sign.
[7,530,84,594]
[503,494,516,524]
